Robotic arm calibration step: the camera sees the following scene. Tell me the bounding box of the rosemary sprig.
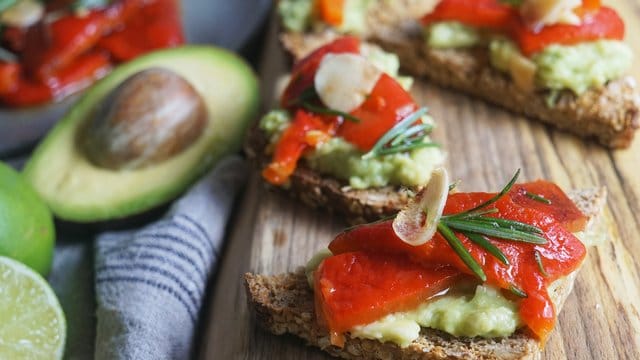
[438,223,487,281]
[442,219,547,244]
[463,232,509,266]
[525,191,552,204]
[499,0,523,6]
[450,169,521,217]
[434,169,549,280]
[509,284,528,298]
[363,107,438,159]
[534,250,549,277]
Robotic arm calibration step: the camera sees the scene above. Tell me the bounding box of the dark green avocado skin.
[23,46,260,223]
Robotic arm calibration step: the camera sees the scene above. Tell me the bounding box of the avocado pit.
[82,67,208,170]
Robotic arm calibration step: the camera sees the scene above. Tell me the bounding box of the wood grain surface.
[199,1,640,358]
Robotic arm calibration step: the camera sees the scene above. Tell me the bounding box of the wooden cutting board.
[199,1,640,358]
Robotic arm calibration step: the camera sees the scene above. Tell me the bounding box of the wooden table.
[200,2,640,358]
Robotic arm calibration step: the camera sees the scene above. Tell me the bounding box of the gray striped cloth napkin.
[93,156,248,359]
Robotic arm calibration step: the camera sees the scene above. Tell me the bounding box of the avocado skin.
[23,46,260,222]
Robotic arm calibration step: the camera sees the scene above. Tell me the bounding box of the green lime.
[0,162,54,275]
[0,256,66,359]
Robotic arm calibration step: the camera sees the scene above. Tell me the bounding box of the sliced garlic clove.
[508,52,537,93]
[520,0,581,30]
[314,53,382,113]
[1,0,45,28]
[393,167,449,246]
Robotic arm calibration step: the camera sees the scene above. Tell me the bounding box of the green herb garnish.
[499,0,523,6]
[509,284,528,298]
[0,47,16,62]
[463,232,509,266]
[525,191,552,204]
[534,250,549,277]
[438,222,487,282]
[363,107,438,159]
[435,170,548,280]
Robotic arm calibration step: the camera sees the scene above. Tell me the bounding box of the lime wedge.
[0,256,66,359]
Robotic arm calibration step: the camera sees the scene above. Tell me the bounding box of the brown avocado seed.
[82,67,208,170]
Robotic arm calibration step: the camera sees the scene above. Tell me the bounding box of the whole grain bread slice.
[280,12,640,148]
[245,123,421,225]
[244,188,607,360]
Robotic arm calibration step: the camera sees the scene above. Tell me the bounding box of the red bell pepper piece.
[316,0,345,26]
[262,110,338,185]
[421,0,516,31]
[338,73,418,151]
[1,52,110,107]
[26,0,143,81]
[314,251,461,346]
[512,6,624,56]
[511,180,588,232]
[98,0,184,62]
[0,63,20,95]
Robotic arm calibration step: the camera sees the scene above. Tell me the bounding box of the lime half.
[0,256,66,359]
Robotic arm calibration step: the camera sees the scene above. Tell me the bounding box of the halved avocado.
[23,46,260,222]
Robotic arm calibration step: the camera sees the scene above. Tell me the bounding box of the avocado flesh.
[23,46,260,222]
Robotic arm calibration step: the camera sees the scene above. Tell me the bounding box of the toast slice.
[244,187,607,360]
[280,8,640,148]
[245,123,417,225]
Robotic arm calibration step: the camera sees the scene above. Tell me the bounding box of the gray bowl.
[0,0,271,157]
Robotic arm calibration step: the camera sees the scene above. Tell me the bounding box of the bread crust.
[244,188,607,360]
[280,22,640,149]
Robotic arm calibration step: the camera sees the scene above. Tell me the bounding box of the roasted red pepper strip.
[281,36,360,108]
[26,0,143,81]
[512,7,624,56]
[98,0,184,62]
[0,63,20,95]
[511,181,588,232]
[338,73,418,151]
[314,252,461,346]
[316,0,345,26]
[1,52,110,107]
[421,0,516,31]
[327,184,587,341]
[262,110,338,185]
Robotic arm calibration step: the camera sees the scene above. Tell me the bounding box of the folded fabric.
[93,156,248,360]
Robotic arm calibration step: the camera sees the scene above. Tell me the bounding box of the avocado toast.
[247,36,444,224]
[277,0,640,148]
[245,170,608,359]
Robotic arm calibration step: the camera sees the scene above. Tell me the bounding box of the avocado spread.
[304,216,600,346]
[425,21,633,95]
[351,285,521,347]
[260,111,443,189]
[425,21,482,49]
[278,0,372,34]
